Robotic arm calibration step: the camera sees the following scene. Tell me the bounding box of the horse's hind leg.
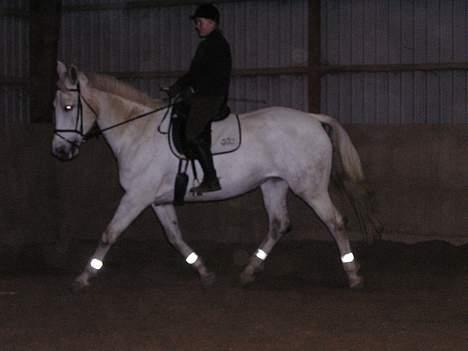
[240,179,291,286]
[300,190,363,288]
[152,204,215,287]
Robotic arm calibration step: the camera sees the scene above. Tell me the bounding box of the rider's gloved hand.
[167,83,181,98]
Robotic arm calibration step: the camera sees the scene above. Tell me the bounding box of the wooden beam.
[29,0,62,123]
[103,67,309,80]
[63,0,254,12]
[102,70,184,80]
[0,8,30,18]
[308,0,321,113]
[100,61,467,82]
[101,61,467,82]
[234,67,308,77]
[128,0,236,9]
[323,63,468,74]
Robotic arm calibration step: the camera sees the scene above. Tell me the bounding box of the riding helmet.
[190,3,220,24]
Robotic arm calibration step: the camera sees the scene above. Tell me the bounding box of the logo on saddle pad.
[221,136,237,147]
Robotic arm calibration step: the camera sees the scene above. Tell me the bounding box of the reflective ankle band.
[341,252,355,264]
[255,249,268,261]
[186,252,199,265]
[90,258,103,270]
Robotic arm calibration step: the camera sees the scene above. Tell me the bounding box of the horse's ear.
[57,61,67,80]
[68,64,88,86]
[69,64,79,85]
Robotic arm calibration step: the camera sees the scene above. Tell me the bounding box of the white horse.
[52,62,371,291]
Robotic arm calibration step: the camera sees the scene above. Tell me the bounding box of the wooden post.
[308,0,321,113]
[30,0,62,123]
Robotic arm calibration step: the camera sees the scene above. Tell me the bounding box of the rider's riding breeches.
[185,96,225,146]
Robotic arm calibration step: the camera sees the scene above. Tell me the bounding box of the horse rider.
[168,3,232,194]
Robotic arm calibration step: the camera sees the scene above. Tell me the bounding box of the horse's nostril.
[53,143,80,161]
[53,146,69,160]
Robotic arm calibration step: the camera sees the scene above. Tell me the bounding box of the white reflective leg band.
[90,258,103,270]
[341,252,355,264]
[185,252,199,265]
[255,249,268,261]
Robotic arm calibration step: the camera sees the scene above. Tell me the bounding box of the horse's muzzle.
[52,133,82,161]
[52,143,80,161]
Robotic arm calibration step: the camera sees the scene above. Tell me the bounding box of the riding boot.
[190,143,221,194]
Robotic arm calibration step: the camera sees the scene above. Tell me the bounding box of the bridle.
[53,82,99,148]
[54,82,173,148]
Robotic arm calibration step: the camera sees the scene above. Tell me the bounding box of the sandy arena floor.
[1,239,467,351]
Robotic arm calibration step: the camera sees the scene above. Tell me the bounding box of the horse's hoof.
[201,272,216,288]
[239,272,255,287]
[349,275,364,289]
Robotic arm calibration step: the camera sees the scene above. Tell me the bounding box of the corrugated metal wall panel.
[57,0,466,123]
[323,0,466,65]
[0,0,29,126]
[323,70,467,124]
[0,12,28,77]
[223,0,308,112]
[59,0,308,113]
[0,0,465,125]
[60,3,198,73]
[0,0,28,10]
[221,0,308,69]
[0,87,29,129]
[229,75,307,113]
[321,0,467,124]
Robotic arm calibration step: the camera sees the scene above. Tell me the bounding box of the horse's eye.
[64,105,73,111]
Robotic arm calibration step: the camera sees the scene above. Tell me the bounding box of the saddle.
[159,101,242,205]
[169,101,241,159]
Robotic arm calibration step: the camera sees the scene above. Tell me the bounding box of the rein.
[54,83,172,146]
[85,104,171,140]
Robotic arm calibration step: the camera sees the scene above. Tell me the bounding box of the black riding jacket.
[175,29,232,98]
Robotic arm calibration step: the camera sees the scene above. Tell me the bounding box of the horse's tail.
[311,113,384,244]
[311,114,364,183]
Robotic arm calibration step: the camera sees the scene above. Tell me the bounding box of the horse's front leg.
[73,192,149,292]
[151,204,216,287]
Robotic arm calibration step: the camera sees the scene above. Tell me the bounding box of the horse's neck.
[93,90,163,157]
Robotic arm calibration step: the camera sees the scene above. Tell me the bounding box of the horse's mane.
[86,72,163,109]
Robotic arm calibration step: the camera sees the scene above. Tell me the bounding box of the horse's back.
[239,106,328,145]
[240,106,315,122]
[233,106,332,176]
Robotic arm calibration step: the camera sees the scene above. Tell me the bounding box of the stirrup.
[190,178,221,195]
